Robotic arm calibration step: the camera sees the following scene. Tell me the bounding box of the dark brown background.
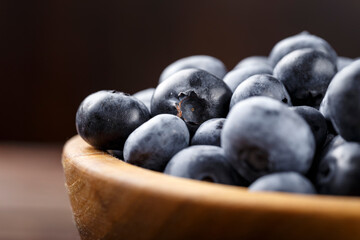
[2,0,360,142]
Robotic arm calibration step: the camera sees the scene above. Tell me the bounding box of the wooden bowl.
[62,135,360,240]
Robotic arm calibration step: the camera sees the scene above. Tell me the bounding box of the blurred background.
[1,0,360,239]
[2,0,360,142]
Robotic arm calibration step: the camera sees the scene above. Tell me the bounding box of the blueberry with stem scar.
[152,68,232,134]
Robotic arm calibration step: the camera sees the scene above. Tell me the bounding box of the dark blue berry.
[290,106,327,148]
[319,92,338,135]
[230,74,291,108]
[273,48,337,108]
[233,56,271,70]
[222,97,315,182]
[191,118,225,146]
[107,149,124,160]
[151,69,232,134]
[76,90,150,150]
[249,172,316,194]
[164,145,248,186]
[319,91,331,120]
[319,135,345,160]
[124,114,189,171]
[325,60,360,141]
[316,142,360,196]
[269,31,337,67]
[223,65,273,92]
[159,55,227,83]
[133,88,155,112]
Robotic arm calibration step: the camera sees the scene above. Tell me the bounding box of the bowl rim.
[62,135,360,218]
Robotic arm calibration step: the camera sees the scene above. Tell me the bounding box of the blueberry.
[310,133,339,170]
[191,118,225,146]
[223,65,273,92]
[305,131,340,184]
[230,74,291,108]
[133,88,155,112]
[107,149,124,160]
[164,145,248,186]
[273,48,337,108]
[233,56,271,70]
[289,106,327,148]
[319,135,345,160]
[76,90,150,150]
[325,60,360,141]
[319,90,331,120]
[151,69,232,134]
[316,142,360,196]
[124,114,190,171]
[290,106,329,182]
[159,55,227,84]
[249,172,316,194]
[269,31,337,67]
[221,97,315,182]
[337,56,354,71]
[319,92,338,135]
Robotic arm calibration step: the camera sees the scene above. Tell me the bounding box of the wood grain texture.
[62,135,360,240]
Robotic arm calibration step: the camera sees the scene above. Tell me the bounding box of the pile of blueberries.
[76,31,360,196]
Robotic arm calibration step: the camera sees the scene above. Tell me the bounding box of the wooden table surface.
[0,142,80,240]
